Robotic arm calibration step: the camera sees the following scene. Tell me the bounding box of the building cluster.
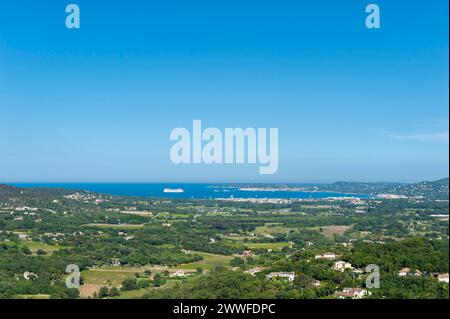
[397,268,449,284]
[217,198,294,204]
[265,272,296,283]
[335,288,371,299]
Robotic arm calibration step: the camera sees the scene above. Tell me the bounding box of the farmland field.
[81,223,145,229]
[244,242,292,251]
[176,251,233,270]
[317,225,352,238]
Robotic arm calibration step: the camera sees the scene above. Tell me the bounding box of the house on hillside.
[245,267,266,277]
[398,268,422,277]
[437,273,449,283]
[18,233,28,240]
[170,271,188,278]
[335,287,371,299]
[265,272,296,283]
[111,258,121,267]
[23,271,38,281]
[332,261,353,272]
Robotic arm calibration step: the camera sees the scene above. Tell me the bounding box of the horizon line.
[2,177,448,185]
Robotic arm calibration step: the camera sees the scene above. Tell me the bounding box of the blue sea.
[11,183,369,200]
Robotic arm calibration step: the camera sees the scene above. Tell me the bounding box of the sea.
[11,183,369,200]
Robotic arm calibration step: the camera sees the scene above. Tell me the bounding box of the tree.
[229,257,245,268]
[144,270,152,277]
[138,279,151,289]
[98,286,109,298]
[21,246,32,255]
[153,273,165,287]
[121,278,138,291]
[109,287,121,297]
[294,274,313,289]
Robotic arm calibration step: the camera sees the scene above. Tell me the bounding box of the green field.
[81,269,137,286]
[20,241,72,252]
[81,223,145,229]
[176,251,233,270]
[80,266,191,298]
[254,223,294,235]
[0,241,16,247]
[112,280,179,299]
[244,242,291,251]
[2,241,73,255]
[223,235,254,241]
[157,243,176,249]
[309,225,352,239]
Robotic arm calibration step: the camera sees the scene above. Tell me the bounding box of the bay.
[11,183,369,199]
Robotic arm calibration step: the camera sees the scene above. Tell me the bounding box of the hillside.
[319,178,449,200]
[0,184,81,200]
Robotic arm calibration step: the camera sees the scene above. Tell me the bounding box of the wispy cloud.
[387,131,449,143]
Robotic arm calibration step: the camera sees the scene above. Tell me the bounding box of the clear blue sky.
[0,0,448,183]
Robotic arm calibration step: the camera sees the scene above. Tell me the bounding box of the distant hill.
[319,178,449,200]
[398,178,449,199]
[0,184,23,197]
[0,184,81,200]
[429,177,449,186]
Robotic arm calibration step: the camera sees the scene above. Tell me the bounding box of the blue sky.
[0,0,448,183]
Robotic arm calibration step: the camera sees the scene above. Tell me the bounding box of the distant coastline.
[6,177,448,200]
[7,183,369,200]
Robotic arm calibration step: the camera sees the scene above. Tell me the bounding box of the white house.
[335,287,371,299]
[245,267,266,276]
[111,258,121,267]
[170,271,188,278]
[398,268,410,276]
[23,271,38,280]
[332,261,353,272]
[437,273,449,283]
[265,272,296,283]
[398,268,422,277]
[18,233,28,240]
